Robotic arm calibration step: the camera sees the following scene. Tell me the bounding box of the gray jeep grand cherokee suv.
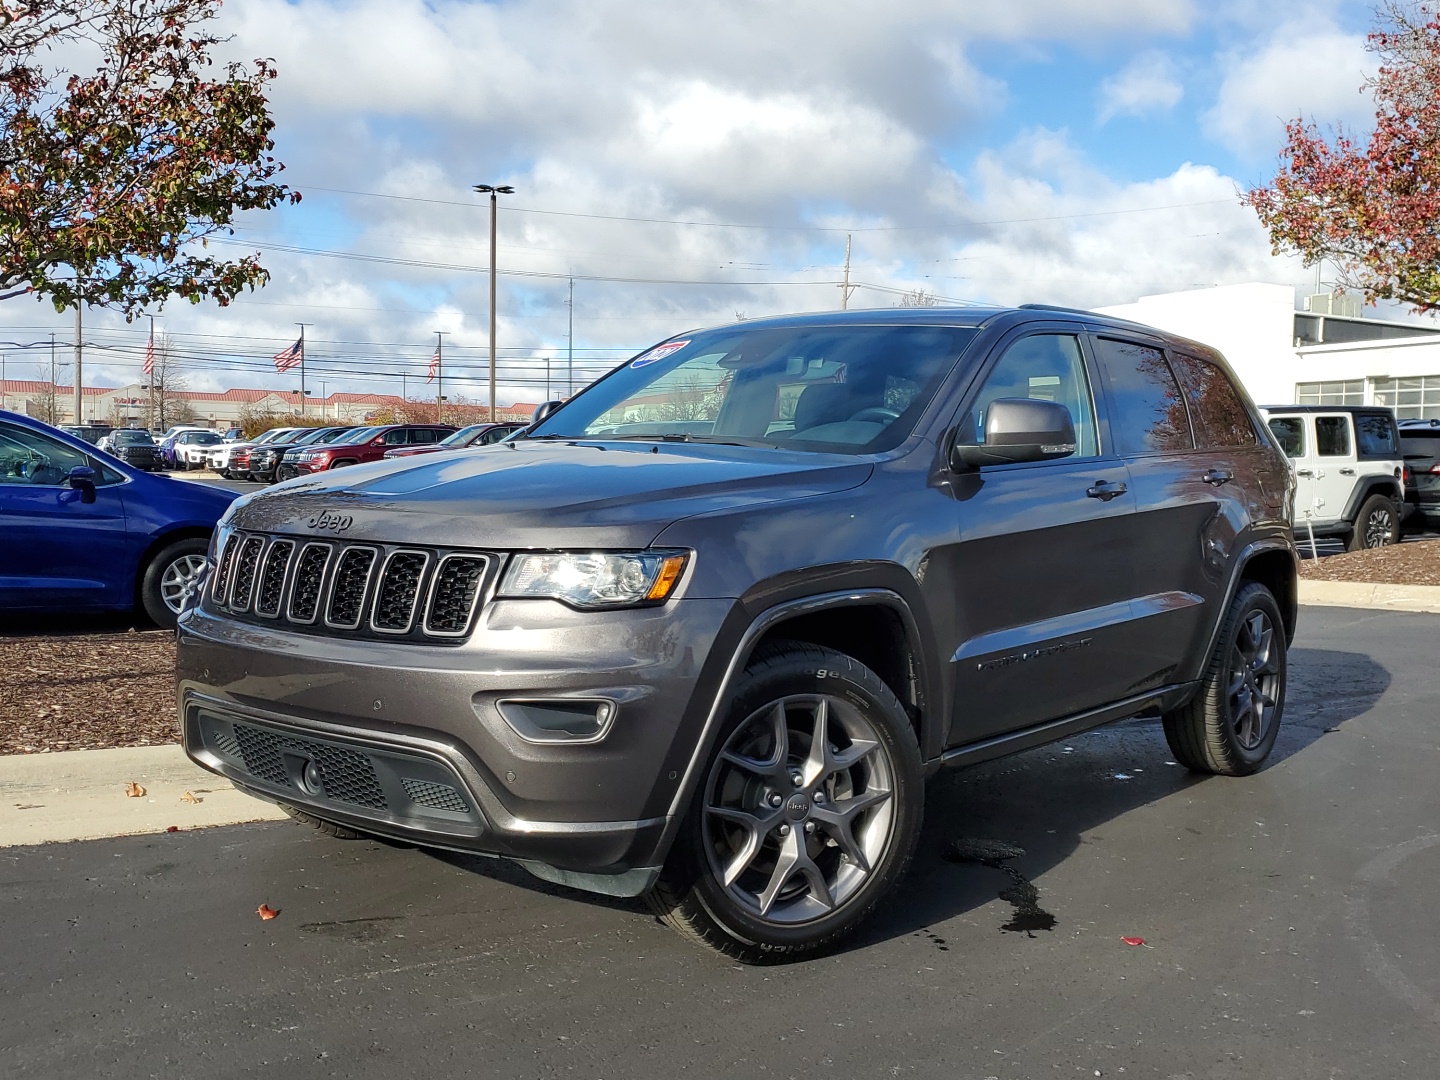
[178,306,1297,962]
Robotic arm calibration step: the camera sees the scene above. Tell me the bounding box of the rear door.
[1309,414,1354,526]
[941,329,1143,747]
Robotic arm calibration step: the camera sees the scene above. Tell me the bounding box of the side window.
[409,429,441,445]
[959,333,1098,458]
[1315,416,1351,457]
[1092,338,1193,455]
[479,427,509,445]
[1169,353,1257,448]
[382,429,409,446]
[0,424,90,485]
[1355,414,1398,457]
[1267,417,1305,458]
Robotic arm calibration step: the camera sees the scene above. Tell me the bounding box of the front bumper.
[176,597,735,878]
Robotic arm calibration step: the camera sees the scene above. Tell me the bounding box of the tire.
[1163,582,1286,776]
[1348,493,1400,550]
[646,641,923,963]
[279,803,367,840]
[330,459,357,469]
[139,537,210,629]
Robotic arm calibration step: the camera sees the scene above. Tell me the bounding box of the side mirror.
[531,400,564,424]
[68,464,97,503]
[950,398,1077,470]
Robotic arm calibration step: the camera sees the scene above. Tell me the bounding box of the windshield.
[526,323,979,453]
[292,427,337,446]
[113,430,154,445]
[442,425,486,446]
[190,431,222,445]
[332,426,380,445]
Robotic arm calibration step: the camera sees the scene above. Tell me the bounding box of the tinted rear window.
[1169,353,1257,448]
[1355,413,1399,458]
[1092,337,1193,455]
[1401,430,1440,462]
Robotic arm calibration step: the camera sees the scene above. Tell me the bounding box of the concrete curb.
[0,744,286,848]
[1299,579,1440,614]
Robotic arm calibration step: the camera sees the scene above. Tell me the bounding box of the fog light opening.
[496,699,616,744]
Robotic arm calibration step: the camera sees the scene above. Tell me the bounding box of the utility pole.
[296,323,310,419]
[474,183,515,422]
[839,233,853,311]
[146,315,156,429]
[49,332,56,424]
[73,304,82,423]
[402,371,407,411]
[567,276,574,398]
[434,331,446,423]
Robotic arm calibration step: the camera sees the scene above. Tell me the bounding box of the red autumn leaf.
[165,825,178,833]
[1121,936,1153,947]
[256,904,279,921]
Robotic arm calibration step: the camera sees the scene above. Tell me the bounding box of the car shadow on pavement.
[416,646,1389,960]
[856,645,1390,952]
[0,611,156,637]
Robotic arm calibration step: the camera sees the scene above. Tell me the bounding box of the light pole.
[473,183,514,422]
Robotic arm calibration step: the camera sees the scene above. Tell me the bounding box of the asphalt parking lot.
[3,604,1438,1079]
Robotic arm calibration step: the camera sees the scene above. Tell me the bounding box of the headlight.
[499,550,688,608]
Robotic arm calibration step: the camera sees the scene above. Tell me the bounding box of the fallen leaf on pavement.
[1121,936,1154,948]
[179,791,202,804]
[257,904,280,921]
[166,825,179,833]
[125,782,146,798]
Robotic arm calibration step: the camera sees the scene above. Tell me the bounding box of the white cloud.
[1098,51,1184,124]
[1202,25,1376,158]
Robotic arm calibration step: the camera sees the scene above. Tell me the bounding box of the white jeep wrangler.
[1262,405,1405,550]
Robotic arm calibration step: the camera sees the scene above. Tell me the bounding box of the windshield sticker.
[630,340,690,369]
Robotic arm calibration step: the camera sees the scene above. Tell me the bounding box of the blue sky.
[0,0,1402,405]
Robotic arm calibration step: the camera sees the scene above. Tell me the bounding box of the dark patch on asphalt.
[947,838,1057,937]
[914,928,950,951]
[299,916,404,943]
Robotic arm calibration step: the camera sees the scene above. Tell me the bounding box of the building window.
[1371,375,1440,419]
[1295,379,1364,406]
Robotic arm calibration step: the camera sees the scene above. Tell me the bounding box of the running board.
[938,683,1195,770]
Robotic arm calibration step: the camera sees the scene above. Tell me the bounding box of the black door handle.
[1202,469,1234,486]
[1086,480,1127,501]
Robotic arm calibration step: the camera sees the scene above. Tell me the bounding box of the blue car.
[0,410,238,627]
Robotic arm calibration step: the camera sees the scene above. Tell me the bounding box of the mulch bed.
[1298,537,1440,587]
[0,630,179,755]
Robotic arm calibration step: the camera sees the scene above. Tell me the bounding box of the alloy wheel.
[701,694,896,925]
[159,554,209,613]
[1364,507,1395,548]
[1227,609,1280,750]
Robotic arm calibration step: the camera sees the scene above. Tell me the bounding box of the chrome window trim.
[369,549,431,635]
[285,541,334,625]
[323,545,380,630]
[422,553,491,638]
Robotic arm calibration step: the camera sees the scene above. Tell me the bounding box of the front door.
[940,331,1142,748]
[0,422,131,610]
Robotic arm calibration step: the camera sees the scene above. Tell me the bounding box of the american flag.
[273,337,303,373]
[427,346,440,384]
[143,333,154,376]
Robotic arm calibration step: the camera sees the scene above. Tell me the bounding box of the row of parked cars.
[207,421,527,482]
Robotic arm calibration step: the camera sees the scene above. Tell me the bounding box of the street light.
[473,183,514,422]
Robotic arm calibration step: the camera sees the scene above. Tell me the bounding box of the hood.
[228,440,872,549]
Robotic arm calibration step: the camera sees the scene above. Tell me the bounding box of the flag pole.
[296,323,309,419]
[435,331,445,423]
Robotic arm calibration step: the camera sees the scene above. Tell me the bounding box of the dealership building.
[1098,282,1440,419]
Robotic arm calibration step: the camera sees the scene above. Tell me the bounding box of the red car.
[293,424,456,473]
[381,421,526,459]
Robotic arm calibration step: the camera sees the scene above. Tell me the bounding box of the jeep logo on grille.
[307,510,354,533]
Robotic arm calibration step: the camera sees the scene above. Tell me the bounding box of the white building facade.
[1097,282,1440,419]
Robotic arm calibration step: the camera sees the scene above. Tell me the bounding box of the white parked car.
[1261,405,1405,549]
[172,429,225,469]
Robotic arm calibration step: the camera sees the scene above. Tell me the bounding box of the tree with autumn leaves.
[1248,2,1440,311]
[0,0,297,318]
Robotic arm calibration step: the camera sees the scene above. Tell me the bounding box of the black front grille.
[326,547,376,628]
[425,556,488,636]
[287,543,331,623]
[230,535,266,610]
[232,723,388,810]
[254,540,294,617]
[210,531,492,643]
[402,777,470,814]
[372,551,428,632]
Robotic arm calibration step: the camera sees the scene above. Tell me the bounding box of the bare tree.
[28,361,68,423]
[897,288,939,307]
